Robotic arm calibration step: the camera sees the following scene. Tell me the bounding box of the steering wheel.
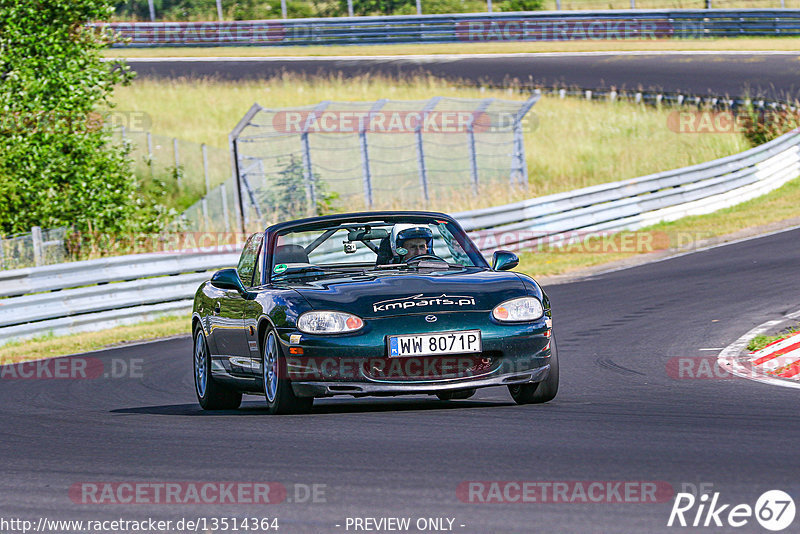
[405,254,446,263]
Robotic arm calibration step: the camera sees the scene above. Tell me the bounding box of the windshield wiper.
[373,261,465,271]
[273,266,352,279]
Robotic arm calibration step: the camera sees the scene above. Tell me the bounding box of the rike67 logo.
[668,489,795,531]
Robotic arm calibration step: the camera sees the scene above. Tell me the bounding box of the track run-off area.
[2,53,799,533]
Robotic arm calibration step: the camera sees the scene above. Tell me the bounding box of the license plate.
[388,330,482,357]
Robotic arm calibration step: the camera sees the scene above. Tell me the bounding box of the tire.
[193,325,242,410]
[436,389,476,401]
[262,328,313,415]
[508,333,559,405]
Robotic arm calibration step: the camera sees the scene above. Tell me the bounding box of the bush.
[498,0,543,11]
[740,106,800,147]
[0,0,170,237]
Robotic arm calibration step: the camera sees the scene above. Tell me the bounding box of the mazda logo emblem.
[425,315,437,323]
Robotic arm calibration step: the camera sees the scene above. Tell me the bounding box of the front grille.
[364,352,500,382]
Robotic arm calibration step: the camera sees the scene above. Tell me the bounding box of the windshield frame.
[263,212,488,283]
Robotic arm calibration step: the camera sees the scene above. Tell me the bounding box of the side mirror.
[210,268,251,297]
[492,250,519,271]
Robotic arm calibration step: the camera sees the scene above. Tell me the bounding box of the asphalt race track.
[124,52,800,100]
[2,227,799,533]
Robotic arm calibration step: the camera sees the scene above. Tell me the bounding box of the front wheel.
[262,328,313,415]
[509,334,559,405]
[193,325,242,410]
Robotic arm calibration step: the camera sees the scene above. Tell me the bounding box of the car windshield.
[270,218,486,279]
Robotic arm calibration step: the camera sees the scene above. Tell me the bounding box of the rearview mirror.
[492,250,519,271]
[210,268,252,298]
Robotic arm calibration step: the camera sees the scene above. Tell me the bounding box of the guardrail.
[97,9,800,47]
[0,250,241,345]
[1,125,798,346]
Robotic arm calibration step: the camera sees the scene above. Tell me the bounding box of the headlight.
[297,311,364,334]
[492,297,544,322]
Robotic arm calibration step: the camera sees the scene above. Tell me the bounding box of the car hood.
[283,268,526,318]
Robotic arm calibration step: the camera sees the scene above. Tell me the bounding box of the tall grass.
[112,74,750,213]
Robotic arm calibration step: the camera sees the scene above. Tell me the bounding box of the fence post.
[231,138,245,233]
[359,99,387,209]
[415,97,441,204]
[173,137,182,189]
[146,132,154,179]
[301,102,330,216]
[416,0,421,14]
[221,183,231,233]
[240,158,264,223]
[202,143,210,227]
[468,98,495,196]
[31,226,43,267]
[510,93,540,188]
[300,133,316,215]
[487,0,493,13]
[228,104,263,235]
[358,132,373,209]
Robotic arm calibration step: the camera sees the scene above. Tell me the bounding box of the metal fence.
[180,95,538,233]
[0,227,67,271]
[109,127,232,220]
[95,10,800,47]
[118,1,800,23]
[1,125,798,345]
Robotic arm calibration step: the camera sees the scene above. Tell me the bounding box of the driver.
[390,224,434,263]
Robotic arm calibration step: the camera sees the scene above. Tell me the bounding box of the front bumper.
[280,311,552,398]
[291,364,550,397]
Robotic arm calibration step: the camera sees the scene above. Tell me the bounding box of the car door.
[244,237,266,377]
[214,233,262,377]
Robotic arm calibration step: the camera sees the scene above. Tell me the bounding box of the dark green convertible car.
[192,211,557,414]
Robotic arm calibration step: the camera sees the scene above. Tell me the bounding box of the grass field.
[0,316,190,365]
[104,37,800,58]
[112,74,750,212]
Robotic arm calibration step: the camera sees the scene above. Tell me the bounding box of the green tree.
[259,155,338,221]
[0,0,165,237]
